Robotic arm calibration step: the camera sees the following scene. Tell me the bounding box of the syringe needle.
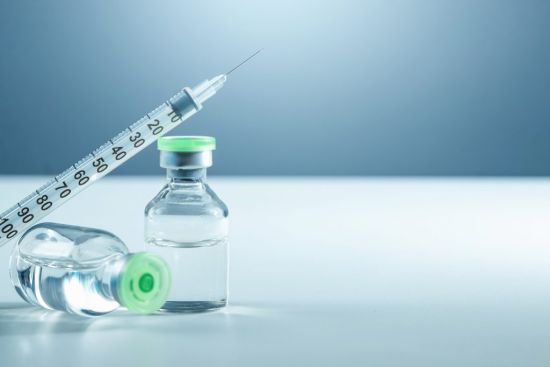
[192,51,261,104]
[226,49,263,76]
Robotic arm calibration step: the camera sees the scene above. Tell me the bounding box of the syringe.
[0,50,262,247]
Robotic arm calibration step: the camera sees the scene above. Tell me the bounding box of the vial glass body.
[10,223,171,317]
[145,175,229,312]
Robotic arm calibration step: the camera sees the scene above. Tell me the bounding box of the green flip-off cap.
[117,252,171,314]
[158,136,216,152]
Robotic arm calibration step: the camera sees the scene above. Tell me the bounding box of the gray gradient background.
[1,0,549,176]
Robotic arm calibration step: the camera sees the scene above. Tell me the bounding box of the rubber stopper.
[117,252,171,314]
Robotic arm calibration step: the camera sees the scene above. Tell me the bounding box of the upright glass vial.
[145,136,228,312]
[10,223,171,317]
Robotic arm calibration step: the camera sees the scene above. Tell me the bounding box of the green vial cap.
[158,136,216,152]
[117,252,171,314]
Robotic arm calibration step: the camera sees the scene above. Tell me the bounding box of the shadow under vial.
[0,302,97,336]
[0,302,273,336]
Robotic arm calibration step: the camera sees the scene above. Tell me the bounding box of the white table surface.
[0,176,550,366]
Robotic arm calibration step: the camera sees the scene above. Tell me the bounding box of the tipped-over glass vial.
[10,223,171,317]
[145,136,229,312]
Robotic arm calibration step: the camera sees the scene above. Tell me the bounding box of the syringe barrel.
[0,74,226,248]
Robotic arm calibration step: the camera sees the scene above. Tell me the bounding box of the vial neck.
[167,168,207,183]
[98,254,131,303]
